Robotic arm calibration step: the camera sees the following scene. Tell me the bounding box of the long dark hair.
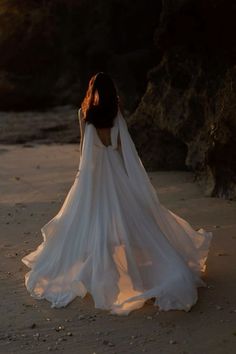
[81,72,119,128]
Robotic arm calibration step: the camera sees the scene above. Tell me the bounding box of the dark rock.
[130,0,236,199]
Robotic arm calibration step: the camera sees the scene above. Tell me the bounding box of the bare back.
[96,127,122,151]
[96,128,112,147]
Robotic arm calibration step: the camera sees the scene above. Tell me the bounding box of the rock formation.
[130,0,236,199]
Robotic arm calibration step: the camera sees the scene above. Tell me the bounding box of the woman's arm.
[78,108,85,156]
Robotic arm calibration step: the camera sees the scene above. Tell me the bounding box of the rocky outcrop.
[130,0,236,199]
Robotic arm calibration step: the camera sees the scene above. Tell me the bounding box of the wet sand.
[0,144,236,354]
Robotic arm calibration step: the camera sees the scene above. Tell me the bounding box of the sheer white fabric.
[22,109,213,315]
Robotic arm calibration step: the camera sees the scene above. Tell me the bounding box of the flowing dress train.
[22,108,213,315]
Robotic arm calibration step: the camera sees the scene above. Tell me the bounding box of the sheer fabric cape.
[22,108,213,315]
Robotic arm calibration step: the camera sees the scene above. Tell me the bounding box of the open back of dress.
[22,108,212,315]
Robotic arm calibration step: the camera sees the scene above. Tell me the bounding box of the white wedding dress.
[22,108,213,315]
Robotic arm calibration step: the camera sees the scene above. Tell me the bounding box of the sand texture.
[0,145,236,354]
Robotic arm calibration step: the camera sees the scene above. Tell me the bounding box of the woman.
[22,72,213,315]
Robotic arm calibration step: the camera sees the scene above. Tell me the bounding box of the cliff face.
[130,0,236,199]
[0,0,235,198]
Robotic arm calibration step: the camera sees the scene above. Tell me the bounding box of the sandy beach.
[0,144,236,354]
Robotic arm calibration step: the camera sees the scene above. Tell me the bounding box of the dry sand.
[0,144,236,354]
